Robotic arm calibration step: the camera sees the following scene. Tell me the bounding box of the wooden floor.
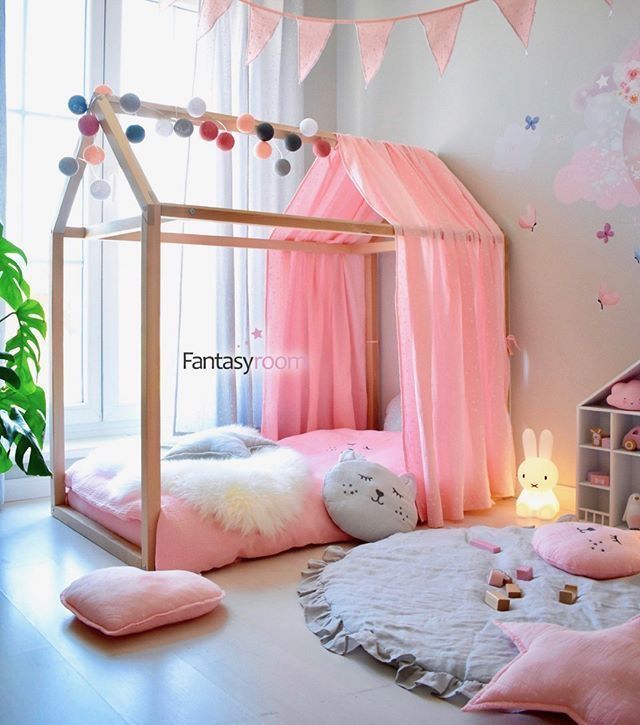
[0,498,573,725]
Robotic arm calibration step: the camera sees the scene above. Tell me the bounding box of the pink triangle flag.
[298,19,334,83]
[197,0,233,39]
[418,6,464,76]
[493,0,537,48]
[356,21,394,88]
[246,5,282,65]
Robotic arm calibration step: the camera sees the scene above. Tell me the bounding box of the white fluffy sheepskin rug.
[102,432,311,537]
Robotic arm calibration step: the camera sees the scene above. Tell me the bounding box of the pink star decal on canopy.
[251,328,263,339]
[464,617,640,723]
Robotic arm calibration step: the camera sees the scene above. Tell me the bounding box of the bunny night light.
[516,429,560,520]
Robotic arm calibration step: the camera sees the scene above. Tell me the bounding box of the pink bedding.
[65,429,405,572]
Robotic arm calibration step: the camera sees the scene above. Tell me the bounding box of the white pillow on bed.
[383,394,402,431]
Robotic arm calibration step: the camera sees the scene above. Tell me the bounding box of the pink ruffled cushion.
[60,566,225,636]
[463,618,640,724]
[532,522,640,580]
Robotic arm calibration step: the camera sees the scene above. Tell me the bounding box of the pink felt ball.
[199,120,219,141]
[254,141,272,160]
[94,84,113,96]
[216,132,235,151]
[236,113,255,134]
[313,139,331,158]
[78,114,100,137]
[83,145,105,165]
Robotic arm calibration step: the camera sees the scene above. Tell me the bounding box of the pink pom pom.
[236,113,255,134]
[199,121,219,141]
[78,114,100,137]
[313,139,331,158]
[254,141,272,160]
[82,145,105,165]
[94,84,113,96]
[216,132,235,151]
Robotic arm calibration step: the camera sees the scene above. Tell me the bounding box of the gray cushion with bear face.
[323,450,418,542]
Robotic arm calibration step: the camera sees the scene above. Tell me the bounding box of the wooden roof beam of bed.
[105,96,338,147]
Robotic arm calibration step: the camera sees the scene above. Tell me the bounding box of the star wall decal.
[251,328,263,339]
[596,74,610,89]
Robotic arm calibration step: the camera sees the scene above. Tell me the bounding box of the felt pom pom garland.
[59,91,329,182]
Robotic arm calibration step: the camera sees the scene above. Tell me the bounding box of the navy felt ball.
[256,122,274,142]
[58,156,80,176]
[126,124,146,144]
[68,95,88,115]
[120,92,141,114]
[284,133,302,152]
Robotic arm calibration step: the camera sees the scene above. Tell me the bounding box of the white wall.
[333,0,640,485]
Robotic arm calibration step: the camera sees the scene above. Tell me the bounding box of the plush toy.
[623,493,640,530]
[607,379,640,411]
[516,429,560,520]
[323,450,418,542]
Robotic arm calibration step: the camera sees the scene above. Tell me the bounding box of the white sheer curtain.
[162,1,304,435]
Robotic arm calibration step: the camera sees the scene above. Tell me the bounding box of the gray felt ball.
[274,158,291,176]
[58,156,80,176]
[174,118,194,138]
[120,92,141,114]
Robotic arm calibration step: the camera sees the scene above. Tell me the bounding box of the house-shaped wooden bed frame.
[50,94,398,570]
[51,94,508,570]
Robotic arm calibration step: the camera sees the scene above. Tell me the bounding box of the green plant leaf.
[0,407,50,476]
[4,298,47,391]
[0,226,30,310]
[0,365,21,389]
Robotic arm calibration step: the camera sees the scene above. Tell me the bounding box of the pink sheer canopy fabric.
[262,135,515,526]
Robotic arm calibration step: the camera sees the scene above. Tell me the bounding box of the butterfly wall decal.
[596,223,615,243]
[518,203,537,231]
[525,115,540,130]
[597,284,620,309]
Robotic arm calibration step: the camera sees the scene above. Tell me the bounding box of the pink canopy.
[262,135,515,527]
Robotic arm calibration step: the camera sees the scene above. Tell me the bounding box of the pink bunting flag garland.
[356,20,395,88]
[493,0,537,48]
[197,0,234,39]
[418,5,464,76]
[246,5,282,65]
[298,19,334,83]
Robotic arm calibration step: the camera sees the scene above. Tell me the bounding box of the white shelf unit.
[576,404,640,526]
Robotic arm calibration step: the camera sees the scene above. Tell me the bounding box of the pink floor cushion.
[60,566,225,636]
[463,618,640,724]
[532,521,640,579]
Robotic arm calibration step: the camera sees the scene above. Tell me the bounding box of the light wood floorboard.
[0,498,573,725]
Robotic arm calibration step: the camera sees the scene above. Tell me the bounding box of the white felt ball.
[187,96,207,118]
[90,179,111,200]
[299,117,319,137]
[155,118,174,137]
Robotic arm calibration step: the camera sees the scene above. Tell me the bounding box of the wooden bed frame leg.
[50,232,66,508]
[365,254,380,429]
[140,205,162,570]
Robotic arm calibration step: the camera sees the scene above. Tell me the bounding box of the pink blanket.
[65,429,405,572]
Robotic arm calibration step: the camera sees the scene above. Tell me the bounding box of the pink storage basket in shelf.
[587,472,610,487]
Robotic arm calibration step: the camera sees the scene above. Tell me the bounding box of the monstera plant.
[0,223,49,476]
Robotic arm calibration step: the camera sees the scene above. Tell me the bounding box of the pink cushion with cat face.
[532,522,640,579]
[60,566,225,635]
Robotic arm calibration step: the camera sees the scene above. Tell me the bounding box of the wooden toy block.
[516,566,533,581]
[505,582,522,598]
[559,589,578,605]
[487,569,506,587]
[564,584,578,595]
[470,539,501,554]
[502,573,513,584]
[484,590,510,611]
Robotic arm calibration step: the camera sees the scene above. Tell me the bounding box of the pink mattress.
[65,428,406,572]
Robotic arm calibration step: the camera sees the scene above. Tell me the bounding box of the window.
[6,0,202,440]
